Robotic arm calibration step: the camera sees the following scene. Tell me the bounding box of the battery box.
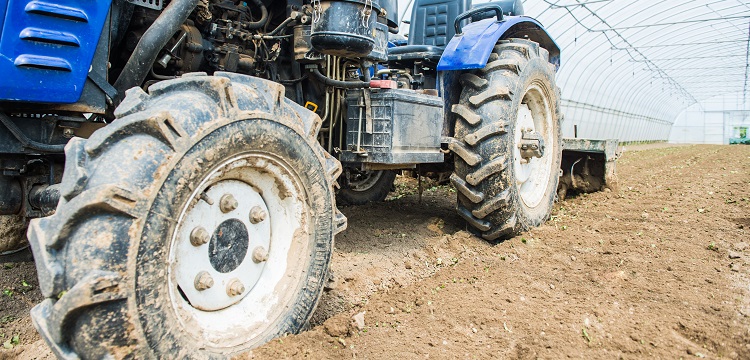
[341,88,445,165]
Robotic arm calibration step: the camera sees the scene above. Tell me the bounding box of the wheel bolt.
[194,271,214,291]
[220,194,238,213]
[252,246,269,263]
[226,278,245,296]
[190,226,210,246]
[250,206,267,224]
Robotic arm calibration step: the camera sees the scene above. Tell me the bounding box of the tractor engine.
[118,0,395,83]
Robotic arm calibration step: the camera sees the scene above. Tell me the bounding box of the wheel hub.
[519,129,545,161]
[209,219,249,273]
[173,179,271,311]
[513,83,554,209]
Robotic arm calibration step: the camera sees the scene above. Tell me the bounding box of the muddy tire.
[0,214,27,255]
[337,169,397,205]
[450,39,562,240]
[27,73,346,359]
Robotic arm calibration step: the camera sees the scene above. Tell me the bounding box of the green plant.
[2,335,19,349]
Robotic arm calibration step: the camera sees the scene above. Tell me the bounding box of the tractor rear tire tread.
[28,73,343,359]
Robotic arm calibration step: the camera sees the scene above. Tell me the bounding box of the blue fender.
[437,16,560,71]
[0,0,113,103]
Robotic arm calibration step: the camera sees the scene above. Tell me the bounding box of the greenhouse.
[399,0,750,143]
[0,0,749,358]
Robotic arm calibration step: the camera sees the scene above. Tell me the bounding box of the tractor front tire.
[27,73,346,359]
[451,39,562,240]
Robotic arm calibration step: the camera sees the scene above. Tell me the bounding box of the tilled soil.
[2,144,749,359]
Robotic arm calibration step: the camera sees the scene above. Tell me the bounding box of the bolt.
[250,206,267,224]
[194,271,214,291]
[252,246,269,263]
[219,194,238,213]
[226,278,245,296]
[190,226,210,246]
[62,128,75,138]
[199,192,214,205]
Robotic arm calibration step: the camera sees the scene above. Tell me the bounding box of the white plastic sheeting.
[669,92,750,144]
[397,0,750,142]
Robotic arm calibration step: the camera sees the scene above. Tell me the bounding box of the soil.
[2,144,749,359]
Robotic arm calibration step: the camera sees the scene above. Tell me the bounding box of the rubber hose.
[311,68,370,89]
[113,0,200,103]
[268,17,296,36]
[0,113,65,153]
[244,0,268,29]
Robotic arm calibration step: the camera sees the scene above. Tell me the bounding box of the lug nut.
[226,278,245,296]
[220,194,238,213]
[250,206,267,224]
[252,246,269,263]
[194,271,214,291]
[190,226,210,246]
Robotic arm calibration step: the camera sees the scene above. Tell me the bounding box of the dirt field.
[2,144,749,359]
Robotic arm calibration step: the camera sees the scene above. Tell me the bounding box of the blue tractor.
[0,0,562,357]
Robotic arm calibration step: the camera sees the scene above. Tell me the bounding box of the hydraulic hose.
[113,0,200,103]
[310,68,370,89]
[268,17,296,36]
[0,113,65,153]
[244,0,268,29]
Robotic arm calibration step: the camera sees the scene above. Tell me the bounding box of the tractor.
[0,0,578,357]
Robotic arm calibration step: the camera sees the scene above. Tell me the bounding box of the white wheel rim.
[513,83,555,208]
[167,152,309,348]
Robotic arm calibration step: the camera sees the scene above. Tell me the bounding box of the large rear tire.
[450,39,562,240]
[27,73,346,359]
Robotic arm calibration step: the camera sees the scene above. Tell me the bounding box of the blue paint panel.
[437,16,559,71]
[0,1,8,36]
[0,0,112,103]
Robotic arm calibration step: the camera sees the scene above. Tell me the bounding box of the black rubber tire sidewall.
[337,170,397,205]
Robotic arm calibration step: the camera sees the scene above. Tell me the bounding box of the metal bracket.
[363,89,373,134]
[126,0,163,10]
[519,129,545,161]
[86,72,117,106]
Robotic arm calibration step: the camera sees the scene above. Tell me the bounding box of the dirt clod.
[323,317,350,338]
[351,312,365,331]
